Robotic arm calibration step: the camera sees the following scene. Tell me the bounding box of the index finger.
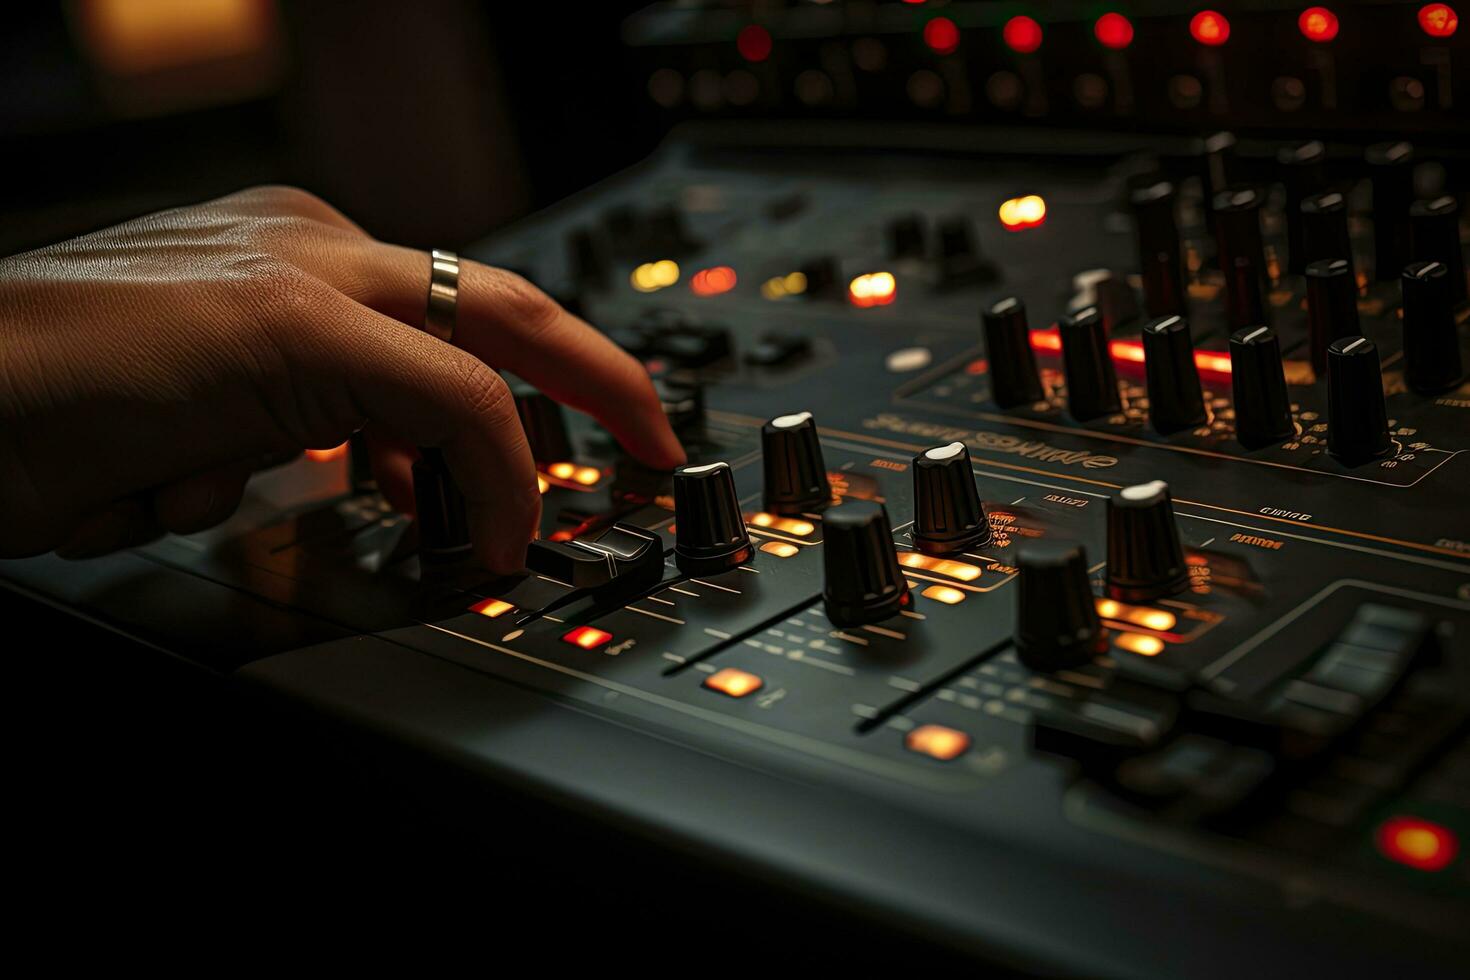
[334,242,687,471]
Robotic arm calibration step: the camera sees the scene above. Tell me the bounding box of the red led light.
[1419,3,1459,36]
[848,272,897,308]
[1003,15,1043,54]
[1190,10,1231,45]
[1094,12,1134,49]
[1375,816,1458,872]
[923,16,961,55]
[562,626,613,650]
[1298,6,1339,42]
[737,24,773,63]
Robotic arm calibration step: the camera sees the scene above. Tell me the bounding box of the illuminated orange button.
[905,724,970,761]
[898,551,983,582]
[547,462,575,480]
[760,541,799,558]
[921,584,966,605]
[573,466,602,486]
[1376,816,1458,872]
[305,442,349,462]
[1115,632,1165,657]
[704,667,763,698]
[562,625,613,650]
[470,598,515,619]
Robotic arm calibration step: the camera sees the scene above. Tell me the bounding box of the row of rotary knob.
[670,412,1187,673]
[982,270,1460,465]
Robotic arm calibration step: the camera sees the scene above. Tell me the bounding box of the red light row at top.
[737,5,1458,63]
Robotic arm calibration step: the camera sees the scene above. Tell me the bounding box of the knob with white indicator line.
[1106,480,1188,602]
[1141,315,1206,434]
[1229,326,1295,449]
[1060,306,1122,422]
[1326,337,1391,464]
[1306,258,1361,375]
[982,296,1044,408]
[761,412,831,515]
[912,442,991,556]
[1401,261,1464,394]
[673,461,754,575]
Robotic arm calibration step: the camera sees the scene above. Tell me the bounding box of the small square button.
[704,667,763,698]
[905,724,970,761]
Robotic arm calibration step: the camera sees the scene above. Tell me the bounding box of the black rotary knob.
[1366,141,1415,281]
[1402,261,1465,394]
[1300,191,1354,270]
[1410,195,1467,308]
[1213,188,1268,331]
[1141,315,1206,434]
[1305,258,1361,375]
[672,461,754,575]
[1106,480,1188,602]
[412,447,472,563]
[1130,179,1185,317]
[982,296,1044,408]
[1326,337,1391,464]
[1060,306,1122,421]
[1229,326,1295,448]
[761,412,831,515]
[912,442,991,555]
[822,501,910,627]
[1014,540,1108,673]
[512,383,574,465]
[1278,140,1327,275]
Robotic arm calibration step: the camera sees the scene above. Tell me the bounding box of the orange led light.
[1419,3,1459,37]
[1376,816,1458,872]
[1190,10,1230,45]
[691,265,737,297]
[921,584,966,605]
[848,271,897,308]
[1029,329,1062,352]
[562,625,613,650]
[1109,339,1147,364]
[998,195,1046,231]
[1115,632,1165,657]
[573,466,602,486]
[305,442,349,462]
[1096,599,1177,633]
[704,667,764,698]
[547,462,576,479]
[470,597,515,618]
[906,724,971,761]
[898,551,983,582]
[760,540,800,558]
[537,475,549,493]
[1298,6,1339,42]
[749,512,816,536]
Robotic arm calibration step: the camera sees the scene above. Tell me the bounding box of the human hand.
[0,186,685,572]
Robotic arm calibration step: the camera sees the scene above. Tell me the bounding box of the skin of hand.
[0,186,685,573]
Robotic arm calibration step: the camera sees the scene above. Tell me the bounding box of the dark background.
[1,1,658,256]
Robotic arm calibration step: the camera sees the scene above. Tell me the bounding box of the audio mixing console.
[5,7,1470,978]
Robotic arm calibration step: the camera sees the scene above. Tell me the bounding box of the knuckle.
[488,268,561,337]
[452,356,514,424]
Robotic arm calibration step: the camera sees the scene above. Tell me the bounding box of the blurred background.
[1,0,657,256]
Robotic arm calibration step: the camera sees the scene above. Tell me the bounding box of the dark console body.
[4,10,1470,975]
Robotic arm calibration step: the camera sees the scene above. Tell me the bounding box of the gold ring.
[425,249,459,343]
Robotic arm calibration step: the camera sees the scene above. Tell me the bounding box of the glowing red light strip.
[1027,330,1232,375]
